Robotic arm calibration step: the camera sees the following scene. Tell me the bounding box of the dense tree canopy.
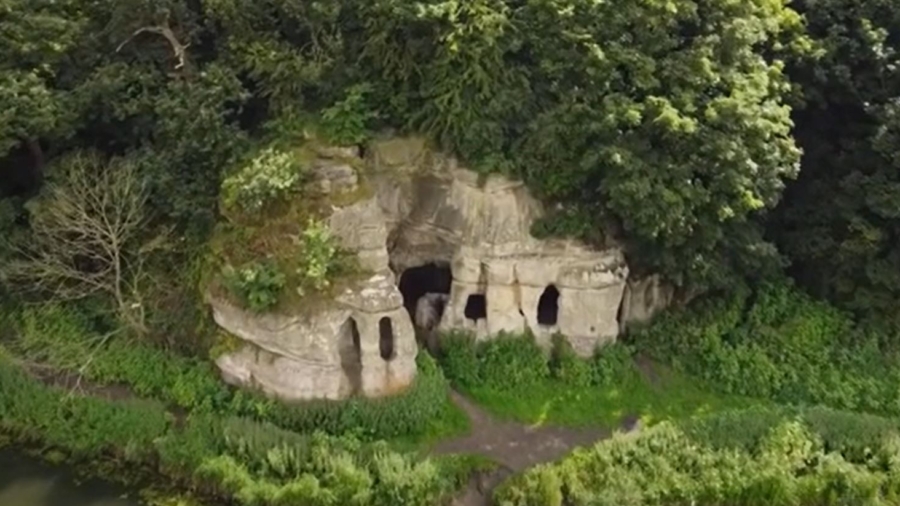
[0,0,897,335]
[772,0,900,326]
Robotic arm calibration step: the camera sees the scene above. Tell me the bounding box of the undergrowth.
[5,303,462,442]
[496,407,900,506]
[0,352,473,506]
[439,331,752,427]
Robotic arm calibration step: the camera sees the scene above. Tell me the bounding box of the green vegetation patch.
[439,331,753,428]
[636,281,900,416]
[0,351,473,506]
[496,408,900,506]
[6,303,464,443]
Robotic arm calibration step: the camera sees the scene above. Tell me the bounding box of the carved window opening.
[339,318,363,393]
[537,285,560,326]
[379,317,395,361]
[464,294,487,321]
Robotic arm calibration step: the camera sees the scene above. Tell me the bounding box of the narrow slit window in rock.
[340,318,363,393]
[379,317,395,360]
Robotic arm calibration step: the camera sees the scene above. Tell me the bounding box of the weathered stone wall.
[209,274,417,401]
[368,137,636,356]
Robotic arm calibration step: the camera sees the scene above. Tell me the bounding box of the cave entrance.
[379,317,395,360]
[537,285,560,326]
[398,263,452,348]
[339,318,362,394]
[398,262,452,315]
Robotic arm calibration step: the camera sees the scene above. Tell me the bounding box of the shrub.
[440,331,548,391]
[12,304,231,412]
[0,354,171,462]
[221,147,303,213]
[635,281,900,416]
[495,415,900,506]
[549,334,592,387]
[0,352,467,506]
[319,84,378,146]
[222,260,286,312]
[442,330,636,392]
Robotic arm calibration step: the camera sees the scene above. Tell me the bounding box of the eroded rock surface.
[209,135,673,401]
[210,274,417,401]
[369,137,632,355]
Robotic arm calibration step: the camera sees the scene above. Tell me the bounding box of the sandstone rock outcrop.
[210,273,416,401]
[209,135,674,401]
[369,137,631,355]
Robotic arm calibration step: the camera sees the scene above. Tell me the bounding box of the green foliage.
[0,354,171,462]
[637,281,900,415]
[438,329,751,427]
[496,414,900,506]
[319,84,378,146]
[441,331,549,391]
[221,147,304,213]
[772,0,900,326]
[12,304,230,411]
[295,218,339,296]
[7,303,453,441]
[0,351,467,506]
[222,260,286,312]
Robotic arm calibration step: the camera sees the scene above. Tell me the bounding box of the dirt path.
[432,391,617,506]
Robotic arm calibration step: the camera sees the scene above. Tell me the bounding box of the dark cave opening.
[340,318,362,393]
[379,317,395,361]
[398,262,452,323]
[537,285,560,326]
[464,294,487,321]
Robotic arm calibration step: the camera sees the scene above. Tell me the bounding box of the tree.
[1,152,159,333]
[771,0,900,326]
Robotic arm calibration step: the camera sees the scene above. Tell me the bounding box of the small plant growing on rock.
[222,260,286,312]
[221,147,303,213]
[295,218,338,296]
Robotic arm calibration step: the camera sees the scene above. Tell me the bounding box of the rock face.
[369,137,632,355]
[209,135,674,402]
[210,274,417,401]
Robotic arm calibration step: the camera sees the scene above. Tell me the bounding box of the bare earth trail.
[431,390,616,506]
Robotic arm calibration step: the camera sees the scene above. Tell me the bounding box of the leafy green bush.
[13,304,231,412]
[222,260,286,312]
[636,281,900,416]
[496,415,900,506]
[442,330,635,392]
[440,331,548,390]
[549,334,592,387]
[319,83,378,146]
[0,354,171,462]
[221,147,303,213]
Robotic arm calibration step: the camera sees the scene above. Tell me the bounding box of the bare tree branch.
[1,152,155,334]
[116,10,191,71]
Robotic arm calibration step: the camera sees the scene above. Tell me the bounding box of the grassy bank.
[4,303,468,444]
[439,331,755,428]
[0,348,482,506]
